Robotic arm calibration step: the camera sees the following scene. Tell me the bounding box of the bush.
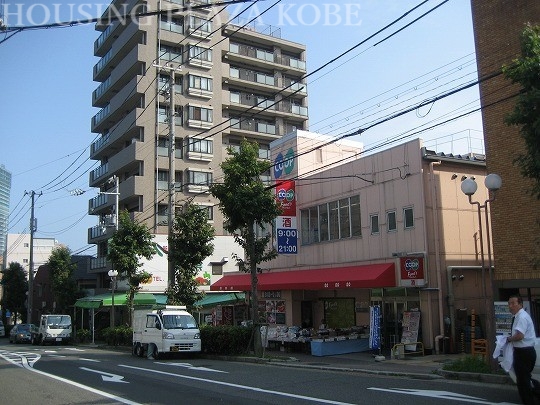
[76,328,91,343]
[100,326,132,346]
[200,325,253,355]
[442,355,493,374]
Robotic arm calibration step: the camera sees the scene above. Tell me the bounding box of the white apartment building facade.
[88,0,309,288]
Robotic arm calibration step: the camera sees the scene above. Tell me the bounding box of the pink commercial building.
[213,130,491,353]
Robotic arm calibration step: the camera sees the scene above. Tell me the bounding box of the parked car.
[9,324,38,344]
[0,320,5,337]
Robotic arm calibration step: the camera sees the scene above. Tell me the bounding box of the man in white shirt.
[507,295,537,405]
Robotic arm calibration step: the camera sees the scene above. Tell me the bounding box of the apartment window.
[387,210,397,232]
[188,105,213,123]
[188,170,212,186]
[158,74,182,94]
[158,170,169,190]
[404,207,414,229]
[160,15,183,34]
[189,15,212,33]
[159,44,182,62]
[212,263,223,275]
[189,138,213,154]
[370,214,379,234]
[188,45,212,62]
[189,74,213,91]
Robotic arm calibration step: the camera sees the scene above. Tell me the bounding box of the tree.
[166,202,215,307]
[107,210,155,321]
[47,246,80,313]
[210,139,282,332]
[502,23,540,199]
[0,262,28,323]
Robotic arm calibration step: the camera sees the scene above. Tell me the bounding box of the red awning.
[210,263,396,291]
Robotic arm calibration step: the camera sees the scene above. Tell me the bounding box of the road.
[0,340,522,404]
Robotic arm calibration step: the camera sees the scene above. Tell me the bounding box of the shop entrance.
[371,288,420,349]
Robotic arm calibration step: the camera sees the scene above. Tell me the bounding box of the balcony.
[225,43,306,73]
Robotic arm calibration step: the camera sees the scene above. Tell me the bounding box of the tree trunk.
[248,224,263,356]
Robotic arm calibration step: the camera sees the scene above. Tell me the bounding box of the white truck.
[132,306,201,359]
[34,314,72,345]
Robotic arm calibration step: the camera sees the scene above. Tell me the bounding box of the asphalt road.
[0,340,523,405]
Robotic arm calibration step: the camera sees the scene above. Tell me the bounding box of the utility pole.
[154,62,181,291]
[25,190,41,323]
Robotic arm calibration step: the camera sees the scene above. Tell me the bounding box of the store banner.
[276,180,297,255]
[369,305,381,350]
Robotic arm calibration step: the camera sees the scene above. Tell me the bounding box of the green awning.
[194,292,245,309]
[75,292,156,308]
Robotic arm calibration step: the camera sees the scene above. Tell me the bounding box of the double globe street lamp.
[461,173,502,364]
[108,269,119,328]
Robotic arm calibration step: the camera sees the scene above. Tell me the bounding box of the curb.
[436,369,513,385]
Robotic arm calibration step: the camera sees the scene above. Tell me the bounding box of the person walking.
[507,295,537,405]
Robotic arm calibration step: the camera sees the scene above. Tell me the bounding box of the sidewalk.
[231,349,513,384]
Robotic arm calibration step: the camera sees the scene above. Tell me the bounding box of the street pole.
[461,173,502,367]
[153,61,181,292]
[25,190,41,324]
[108,269,118,328]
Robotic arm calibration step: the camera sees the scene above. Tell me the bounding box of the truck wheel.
[136,343,144,357]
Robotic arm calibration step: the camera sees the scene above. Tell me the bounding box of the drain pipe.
[447,265,482,351]
[429,161,445,353]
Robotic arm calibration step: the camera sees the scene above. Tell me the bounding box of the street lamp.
[461,173,502,364]
[108,269,118,328]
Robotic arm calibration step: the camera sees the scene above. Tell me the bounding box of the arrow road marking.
[155,362,228,373]
[121,364,353,404]
[80,367,129,383]
[368,388,519,404]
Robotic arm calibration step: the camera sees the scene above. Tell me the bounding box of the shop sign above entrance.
[398,255,425,287]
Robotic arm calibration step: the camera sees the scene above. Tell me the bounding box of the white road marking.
[0,349,140,404]
[121,364,355,404]
[79,358,101,362]
[155,362,228,373]
[80,367,129,383]
[368,388,519,404]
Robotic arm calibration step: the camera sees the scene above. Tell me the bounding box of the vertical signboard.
[276,180,297,254]
[369,305,381,350]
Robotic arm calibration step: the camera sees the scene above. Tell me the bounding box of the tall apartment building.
[0,164,11,269]
[88,0,308,287]
[470,2,540,295]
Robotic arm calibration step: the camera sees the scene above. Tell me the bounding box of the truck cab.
[132,306,201,359]
[35,314,72,345]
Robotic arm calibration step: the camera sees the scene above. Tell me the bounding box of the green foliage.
[167,202,215,306]
[47,246,81,313]
[442,355,493,374]
[0,262,28,323]
[200,325,254,355]
[100,325,133,346]
[210,139,282,323]
[502,23,540,200]
[107,210,155,320]
[76,328,91,343]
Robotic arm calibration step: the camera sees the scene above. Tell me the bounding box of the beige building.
[213,133,491,353]
[3,234,59,279]
[88,0,309,288]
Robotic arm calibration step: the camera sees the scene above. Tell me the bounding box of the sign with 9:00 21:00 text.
[277,228,297,254]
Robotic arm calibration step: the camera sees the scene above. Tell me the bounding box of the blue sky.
[0,0,483,254]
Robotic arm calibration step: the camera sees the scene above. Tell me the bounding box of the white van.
[132,306,201,359]
[35,314,72,345]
